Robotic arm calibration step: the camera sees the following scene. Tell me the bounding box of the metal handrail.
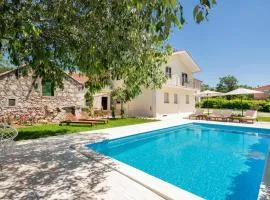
[166,74,201,90]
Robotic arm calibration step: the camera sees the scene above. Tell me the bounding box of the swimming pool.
[86,123,270,200]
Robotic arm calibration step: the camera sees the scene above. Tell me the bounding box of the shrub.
[197,99,270,112]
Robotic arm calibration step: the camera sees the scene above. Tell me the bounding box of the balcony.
[165,74,201,90]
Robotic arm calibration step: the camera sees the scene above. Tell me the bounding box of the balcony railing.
[166,74,201,90]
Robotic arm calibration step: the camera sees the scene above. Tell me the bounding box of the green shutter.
[42,81,54,96]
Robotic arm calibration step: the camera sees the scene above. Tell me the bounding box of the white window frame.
[174,93,178,104]
[164,92,169,104]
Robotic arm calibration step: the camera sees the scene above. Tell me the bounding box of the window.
[186,95,190,104]
[165,67,172,78]
[8,99,16,106]
[42,80,54,96]
[174,94,178,104]
[182,73,188,86]
[164,92,169,103]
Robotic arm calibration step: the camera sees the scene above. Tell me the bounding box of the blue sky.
[169,0,270,87]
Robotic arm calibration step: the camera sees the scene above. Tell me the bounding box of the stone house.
[0,67,86,122]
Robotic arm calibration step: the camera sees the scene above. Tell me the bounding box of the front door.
[101,97,108,110]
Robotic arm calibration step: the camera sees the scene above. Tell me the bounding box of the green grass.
[17,118,158,141]
[257,116,270,122]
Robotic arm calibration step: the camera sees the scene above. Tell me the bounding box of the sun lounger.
[208,110,223,121]
[189,109,205,119]
[59,120,99,126]
[59,112,102,126]
[240,110,257,124]
[78,111,108,124]
[220,109,233,122]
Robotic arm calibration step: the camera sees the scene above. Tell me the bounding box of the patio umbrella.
[196,90,223,115]
[223,88,263,116]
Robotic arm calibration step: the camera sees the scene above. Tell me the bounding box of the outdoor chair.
[59,113,103,127]
[208,110,223,121]
[241,110,257,124]
[220,109,233,122]
[189,109,205,119]
[78,111,108,124]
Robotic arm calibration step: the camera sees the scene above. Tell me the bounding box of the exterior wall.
[164,55,194,82]
[93,93,111,111]
[255,85,270,100]
[126,89,154,117]
[155,87,196,116]
[0,69,85,122]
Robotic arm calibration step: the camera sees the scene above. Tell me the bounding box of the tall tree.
[216,75,238,93]
[0,0,217,95]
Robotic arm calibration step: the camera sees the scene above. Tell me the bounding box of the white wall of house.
[93,96,102,110]
[155,88,196,116]
[93,93,111,111]
[164,54,194,81]
[126,89,155,117]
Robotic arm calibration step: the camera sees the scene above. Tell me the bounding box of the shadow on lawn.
[0,132,116,199]
[15,129,71,141]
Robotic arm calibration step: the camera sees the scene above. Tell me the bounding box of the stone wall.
[0,69,86,122]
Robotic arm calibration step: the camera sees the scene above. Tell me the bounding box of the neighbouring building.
[254,85,270,100]
[93,50,202,117]
[0,67,86,122]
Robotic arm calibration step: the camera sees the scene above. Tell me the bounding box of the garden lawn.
[17,118,158,141]
[257,116,270,122]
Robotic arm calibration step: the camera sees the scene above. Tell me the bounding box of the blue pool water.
[86,123,270,200]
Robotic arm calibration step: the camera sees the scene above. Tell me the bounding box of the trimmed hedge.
[196,99,270,112]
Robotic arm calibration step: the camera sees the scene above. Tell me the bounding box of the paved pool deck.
[1,117,270,200]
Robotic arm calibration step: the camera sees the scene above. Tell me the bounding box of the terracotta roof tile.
[69,73,88,84]
[255,85,270,90]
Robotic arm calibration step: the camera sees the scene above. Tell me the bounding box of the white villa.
[93,50,202,117]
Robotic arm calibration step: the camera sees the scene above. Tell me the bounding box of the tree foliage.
[216,75,238,93]
[201,83,214,91]
[0,55,13,73]
[0,0,216,95]
[0,66,12,74]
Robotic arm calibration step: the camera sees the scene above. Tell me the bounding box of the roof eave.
[172,50,201,73]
